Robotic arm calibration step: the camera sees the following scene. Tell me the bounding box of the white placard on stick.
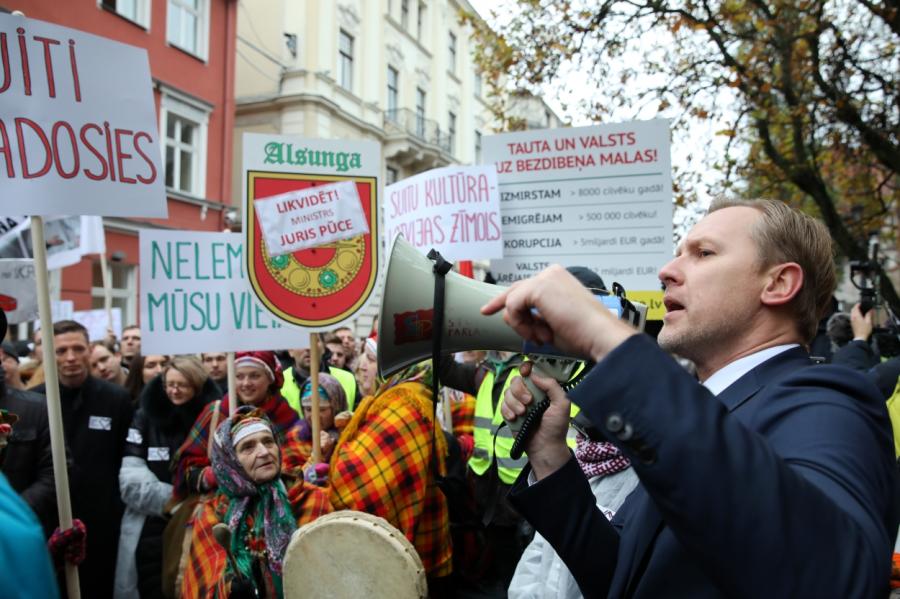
[0,14,166,217]
[72,308,122,341]
[384,164,502,261]
[253,180,369,257]
[483,119,673,318]
[139,230,309,355]
[0,259,37,324]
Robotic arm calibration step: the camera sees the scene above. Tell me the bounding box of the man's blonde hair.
[708,198,835,343]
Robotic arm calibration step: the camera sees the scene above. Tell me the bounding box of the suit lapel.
[619,347,812,595]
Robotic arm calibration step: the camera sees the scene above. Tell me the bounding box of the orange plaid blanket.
[181,474,331,598]
[328,381,452,578]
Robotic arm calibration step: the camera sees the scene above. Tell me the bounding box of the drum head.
[283,510,427,599]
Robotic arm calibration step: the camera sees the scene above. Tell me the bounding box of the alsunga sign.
[242,133,381,330]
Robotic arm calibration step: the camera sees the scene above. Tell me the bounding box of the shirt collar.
[701,344,799,396]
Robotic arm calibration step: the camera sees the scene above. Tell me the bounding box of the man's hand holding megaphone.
[483,265,639,480]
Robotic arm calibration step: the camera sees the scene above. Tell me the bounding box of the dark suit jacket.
[0,386,57,533]
[509,335,900,598]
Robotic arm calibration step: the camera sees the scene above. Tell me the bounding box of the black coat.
[832,340,900,399]
[0,384,58,534]
[34,375,133,599]
[127,374,220,599]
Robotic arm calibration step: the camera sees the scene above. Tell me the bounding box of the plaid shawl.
[328,380,452,578]
[181,473,332,598]
[172,393,302,499]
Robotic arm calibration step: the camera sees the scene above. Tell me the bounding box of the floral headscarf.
[210,406,295,595]
[299,372,347,414]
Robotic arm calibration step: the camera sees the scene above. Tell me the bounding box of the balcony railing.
[384,108,451,153]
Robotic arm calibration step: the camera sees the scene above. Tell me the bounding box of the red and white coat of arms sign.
[243,134,381,329]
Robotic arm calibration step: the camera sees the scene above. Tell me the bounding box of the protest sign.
[243,133,381,330]
[0,259,37,324]
[254,180,369,257]
[484,119,672,318]
[72,307,121,341]
[0,13,166,217]
[384,165,502,261]
[0,215,104,269]
[139,230,309,355]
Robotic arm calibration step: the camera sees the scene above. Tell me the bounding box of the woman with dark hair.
[114,356,220,599]
[182,407,331,598]
[123,353,169,406]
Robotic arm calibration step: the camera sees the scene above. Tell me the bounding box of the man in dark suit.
[486,199,900,598]
[34,320,133,599]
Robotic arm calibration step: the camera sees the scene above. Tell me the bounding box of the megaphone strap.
[426,248,454,491]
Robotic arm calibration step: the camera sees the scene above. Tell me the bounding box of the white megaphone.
[377,236,647,459]
[377,236,527,378]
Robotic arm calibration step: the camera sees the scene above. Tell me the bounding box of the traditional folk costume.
[328,364,453,579]
[172,352,307,499]
[181,407,332,598]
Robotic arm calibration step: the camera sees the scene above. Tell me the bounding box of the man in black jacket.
[0,373,57,535]
[832,303,900,399]
[34,319,133,599]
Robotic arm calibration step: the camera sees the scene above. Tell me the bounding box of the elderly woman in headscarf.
[172,351,305,500]
[296,372,349,464]
[182,407,332,598]
[114,355,221,599]
[328,361,454,586]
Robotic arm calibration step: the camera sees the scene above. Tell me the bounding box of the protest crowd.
[1,201,900,599]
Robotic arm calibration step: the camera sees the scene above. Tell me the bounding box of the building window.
[386,166,399,186]
[167,0,209,60]
[387,66,399,117]
[448,111,456,154]
[417,1,426,41]
[448,32,457,74]
[415,87,426,138]
[101,0,150,28]
[401,0,409,28]
[475,130,482,163]
[161,91,209,197]
[92,260,137,327]
[545,109,552,127]
[339,30,354,91]
[474,72,483,97]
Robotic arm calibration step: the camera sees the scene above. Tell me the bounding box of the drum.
[282,510,427,599]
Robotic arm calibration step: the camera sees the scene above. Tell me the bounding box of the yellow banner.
[627,290,665,321]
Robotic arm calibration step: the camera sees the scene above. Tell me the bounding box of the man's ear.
[761,262,803,307]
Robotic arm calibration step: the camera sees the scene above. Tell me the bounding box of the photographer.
[832,304,900,400]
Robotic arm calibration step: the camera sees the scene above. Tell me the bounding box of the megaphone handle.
[508,367,551,461]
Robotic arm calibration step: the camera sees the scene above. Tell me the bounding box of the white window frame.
[417,1,427,41]
[99,0,151,29]
[166,0,210,61]
[448,111,456,154]
[387,66,399,115]
[415,87,426,138]
[386,166,399,186]
[448,31,457,74]
[339,30,354,91]
[160,89,209,199]
[475,130,482,163]
[92,261,138,327]
[401,0,409,28]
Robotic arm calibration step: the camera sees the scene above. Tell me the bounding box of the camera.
[849,231,900,358]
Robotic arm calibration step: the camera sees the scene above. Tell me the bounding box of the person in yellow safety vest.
[438,266,608,596]
[280,347,360,416]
